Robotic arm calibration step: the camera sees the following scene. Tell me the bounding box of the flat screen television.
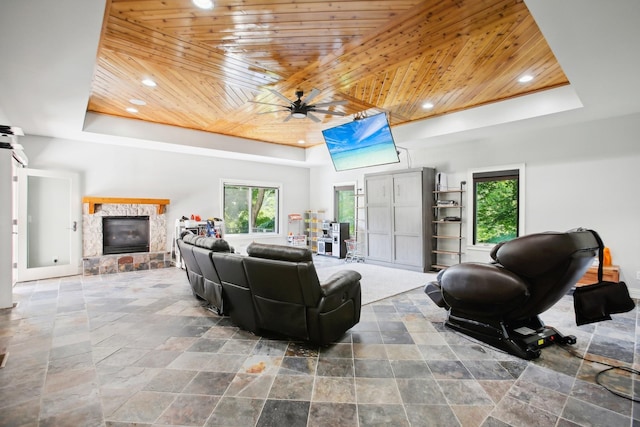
[322,113,400,171]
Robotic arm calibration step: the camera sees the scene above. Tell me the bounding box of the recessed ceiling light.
[141,78,157,87]
[518,74,534,83]
[422,102,434,109]
[126,107,138,113]
[297,140,305,145]
[129,99,146,106]
[193,0,213,9]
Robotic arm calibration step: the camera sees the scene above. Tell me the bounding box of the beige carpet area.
[315,260,439,305]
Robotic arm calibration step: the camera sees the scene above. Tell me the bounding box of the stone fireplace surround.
[82,198,171,275]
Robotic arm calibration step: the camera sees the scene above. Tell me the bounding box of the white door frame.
[0,149,15,308]
[16,168,81,281]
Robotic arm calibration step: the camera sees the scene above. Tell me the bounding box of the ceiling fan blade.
[283,114,293,122]
[250,100,289,108]
[307,112,322,123]
[311,100,348,108]
[268,89,295,105]
[309,109,346,116]
[257,109,290,115]
[303,88,321,104]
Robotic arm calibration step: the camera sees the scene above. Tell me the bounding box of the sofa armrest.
[320,270,362,297]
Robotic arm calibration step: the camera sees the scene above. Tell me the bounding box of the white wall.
[17,112,640,296]
[20,136,311,253]
[310,112,640,294]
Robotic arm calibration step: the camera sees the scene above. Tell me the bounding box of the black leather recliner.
[177,234,232,314]
[212,251,260,334]
[425,228,600,359]
[243,242,362,345]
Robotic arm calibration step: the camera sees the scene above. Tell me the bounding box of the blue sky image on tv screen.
[322,113,400,171]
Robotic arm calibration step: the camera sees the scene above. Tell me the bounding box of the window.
[470,165,524,246]
[223,181,280,234]
[334,185,355,236]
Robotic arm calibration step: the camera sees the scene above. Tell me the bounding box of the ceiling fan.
[251,88,347,122]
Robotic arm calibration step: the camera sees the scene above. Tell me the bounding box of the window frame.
[466,164,525,251]
[221,179,283,236]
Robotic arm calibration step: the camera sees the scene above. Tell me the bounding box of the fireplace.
[82,199,171,275]
[102,216,150,255]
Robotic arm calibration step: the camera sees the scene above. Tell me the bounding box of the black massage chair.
[425,228,600,359]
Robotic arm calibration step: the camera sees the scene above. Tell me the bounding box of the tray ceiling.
[87,0,569,148]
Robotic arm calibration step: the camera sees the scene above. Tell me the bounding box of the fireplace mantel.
[83,197,170,214]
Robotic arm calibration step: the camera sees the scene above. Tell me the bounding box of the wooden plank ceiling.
[87,0,568,148]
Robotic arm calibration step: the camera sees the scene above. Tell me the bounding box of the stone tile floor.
[0,264,638,426]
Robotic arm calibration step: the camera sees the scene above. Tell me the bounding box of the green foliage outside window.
[474,178,518,244]
[224,185,278,234]
[336,188,355,236]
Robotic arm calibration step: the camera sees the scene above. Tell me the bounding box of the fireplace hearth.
[103,216,150,255]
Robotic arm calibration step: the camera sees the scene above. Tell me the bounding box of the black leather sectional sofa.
[176,234,362,345]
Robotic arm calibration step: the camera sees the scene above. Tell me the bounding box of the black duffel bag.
[573,230,635,326]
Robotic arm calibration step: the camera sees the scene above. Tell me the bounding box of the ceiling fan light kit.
[192,0,213,10]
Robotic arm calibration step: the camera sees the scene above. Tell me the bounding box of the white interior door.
[17,168,81,281]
